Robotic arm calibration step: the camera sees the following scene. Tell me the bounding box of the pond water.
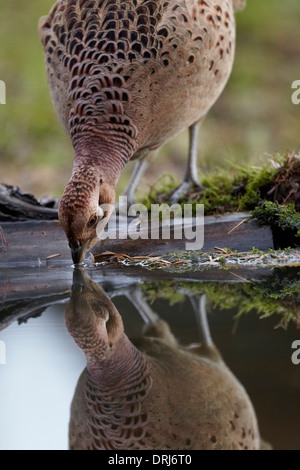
[0,262,299,450]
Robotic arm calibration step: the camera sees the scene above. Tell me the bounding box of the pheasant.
[66,269,264,450]
[39,0,246,263]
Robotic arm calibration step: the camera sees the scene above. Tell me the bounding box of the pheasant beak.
[69,240,89,265]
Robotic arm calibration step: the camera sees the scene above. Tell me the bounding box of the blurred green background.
[0,0,299,199]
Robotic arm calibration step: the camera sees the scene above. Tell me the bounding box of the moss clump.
[252,201,300,236]
[143,175,178,211]
[142,153,300,216]
[141,153,300,248]
[142,166,276,215]
[252,201,300,248]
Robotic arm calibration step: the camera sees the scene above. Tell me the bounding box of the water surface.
[0,263,299,450]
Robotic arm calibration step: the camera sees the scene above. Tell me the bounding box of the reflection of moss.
[142,270,300,328]
[202,282,298,329]
[142,281,185,306]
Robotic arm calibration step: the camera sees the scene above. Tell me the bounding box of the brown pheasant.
[39,0,246,263]
[66,269,265,450]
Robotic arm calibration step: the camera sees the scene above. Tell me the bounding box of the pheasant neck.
[85,335,150,393]
[73,136,132,186]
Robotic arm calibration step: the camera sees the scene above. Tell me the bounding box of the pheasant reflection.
[66,269,262,450]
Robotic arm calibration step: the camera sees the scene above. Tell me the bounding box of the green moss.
[141,281,185,306]
[251,201,300,249]
[239,165,278,209]
[196,172,242,214]
[142,154,294,216]
[143,175,178,211]
[252,201,300,237]
[141,270,300,329]
[141,154,300,249]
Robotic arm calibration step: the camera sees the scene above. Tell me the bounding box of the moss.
[252,201,300,248]
[252,201,300,235]
[143,175,178,211]
[141,153,300,248]
[98,247,300,272]
[141,269,300,329]
[142,153,300,216]
[141,281,185,306]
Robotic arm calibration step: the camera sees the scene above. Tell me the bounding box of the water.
[0,263,299,450]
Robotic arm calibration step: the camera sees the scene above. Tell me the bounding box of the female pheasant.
[39,0,246,263]
[66,269,263,450]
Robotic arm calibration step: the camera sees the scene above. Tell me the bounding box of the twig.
[229,271,250,282]
[45,253,61,260]
[214,246,229,253]
[227,218,248,235]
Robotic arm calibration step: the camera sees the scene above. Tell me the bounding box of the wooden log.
[0,183,58,221]
[99,212,274,257]
[0,212,274,267]
[0,210,275,330]
[0,181,274,264]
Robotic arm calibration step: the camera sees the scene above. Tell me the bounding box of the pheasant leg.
[116,159,148,214]
[188,293,213,349]
[170,123,204,204]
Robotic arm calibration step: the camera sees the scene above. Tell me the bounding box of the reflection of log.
[0,293,69,333]
[0,261,289,331]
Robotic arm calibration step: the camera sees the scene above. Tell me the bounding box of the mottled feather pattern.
[67,272,261,450]
[39,0,236,163]
[39,0,243,263]
[83,359,153,450]
[70,334,260,450]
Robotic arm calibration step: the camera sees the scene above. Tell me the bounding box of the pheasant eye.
[88,215,97,226]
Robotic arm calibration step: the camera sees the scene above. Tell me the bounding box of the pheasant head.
[66,268,129,377]
[59,165,115,264]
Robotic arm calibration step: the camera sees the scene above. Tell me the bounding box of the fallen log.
[0,183,58,221]
[0,180,274,265]
[0,212,274,266]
